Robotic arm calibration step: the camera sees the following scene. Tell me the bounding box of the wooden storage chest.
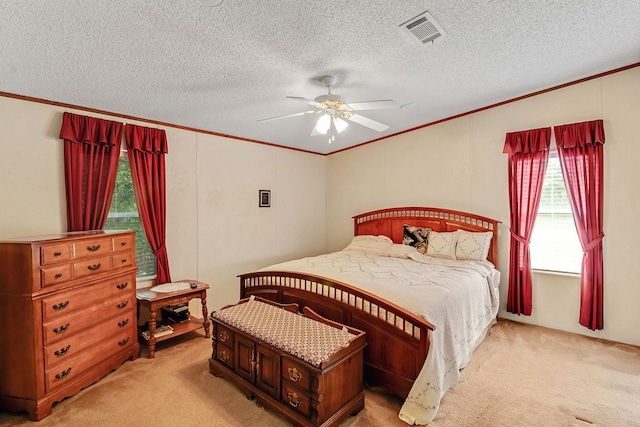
[209,297,366,427]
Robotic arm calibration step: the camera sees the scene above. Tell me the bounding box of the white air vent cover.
[399,11,446,46]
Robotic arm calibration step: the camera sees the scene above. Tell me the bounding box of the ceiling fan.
[259,76,398,143]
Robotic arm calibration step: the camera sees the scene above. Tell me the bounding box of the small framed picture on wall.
[259,190,271,207]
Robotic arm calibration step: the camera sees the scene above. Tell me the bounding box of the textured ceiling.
[1,1,639,154]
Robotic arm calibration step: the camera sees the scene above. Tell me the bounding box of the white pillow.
[426,230,458,260]
[343,235,393,254]
[455,230,493,261]
[379,243,418,258]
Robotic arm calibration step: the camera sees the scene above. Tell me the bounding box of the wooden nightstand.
[136,280,211,358]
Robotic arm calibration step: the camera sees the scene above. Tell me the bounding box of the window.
[530,152,582,274]
[105,152,157,278]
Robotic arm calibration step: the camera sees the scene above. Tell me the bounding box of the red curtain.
[125,125,171,284]
[503,127,551,315]
[59,112,123,231]
[554,120,605,330]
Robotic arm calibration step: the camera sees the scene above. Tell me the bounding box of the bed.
[239,207,500,424]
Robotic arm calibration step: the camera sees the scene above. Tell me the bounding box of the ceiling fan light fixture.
[258,74,395,143]
[334,117,348,133]
[314,113,331,134]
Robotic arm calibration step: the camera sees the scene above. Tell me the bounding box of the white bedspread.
[261,247,500,425]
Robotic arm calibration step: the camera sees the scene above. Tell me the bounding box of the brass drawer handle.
[54,345,71,356]
[117,282,128,290]
[219,350,229,362]
[121,241,127,246]
[219,330,229,343]
[55,367,72,380]
[87,263,102,271]
[118,337,130,346]
[87,244,101,252]
[287,392,301,408]
[120,258,127,264]
[53,301,69,310]
[55,273,63,279]
[117,301,129,309]
[54,251,62,257]
[118,319,129,328]
[288,367,302,382]
[53,323,70,333]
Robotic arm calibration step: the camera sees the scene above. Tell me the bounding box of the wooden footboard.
[239,271,435,398]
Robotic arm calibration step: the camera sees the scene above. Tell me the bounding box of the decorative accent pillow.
[426,230,458,260]
[379,243,418,258]
[343,235,393,254]
[402,224,431,254]
[455,230,493,261]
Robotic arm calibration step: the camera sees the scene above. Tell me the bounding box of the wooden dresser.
[209,297,366,427]
[0,230,140,421]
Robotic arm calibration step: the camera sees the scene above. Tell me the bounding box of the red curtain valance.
[59,112,123,232]
[59,112,122,146]
[554,119,605,149]
[125,124,168,154]
[503,127,552,155]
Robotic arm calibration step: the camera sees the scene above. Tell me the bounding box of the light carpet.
[1,319,639,426]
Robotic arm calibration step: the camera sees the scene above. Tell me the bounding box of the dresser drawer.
[74,237,112,259]
[40,243,73,265]
[74,255,113,279]
[112,251,134,270]
[40,263,73,287]
[282,357,311,391]
[44,309,136,369]
[42,273,135,321]
[282,383,311,418]
[216,343,234,369]
[113,234,134,253]
[216,324,235,347]
[44,329,134,392]
[42,293,134,345]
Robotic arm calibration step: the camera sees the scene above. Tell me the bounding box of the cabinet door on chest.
[232,333,281,400]
[234,334,255,383]
[256,344,280,400]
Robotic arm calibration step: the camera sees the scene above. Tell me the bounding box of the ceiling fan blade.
[286,96,324,108]
[347,113,389,132]
[257,110,315,123]
[347,100,398,111]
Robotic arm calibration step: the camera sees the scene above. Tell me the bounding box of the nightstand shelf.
[136,280,210,358]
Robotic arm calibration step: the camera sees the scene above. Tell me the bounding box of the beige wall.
[1,65,638,345]
[326,66,640,346]
[0,97,327,311]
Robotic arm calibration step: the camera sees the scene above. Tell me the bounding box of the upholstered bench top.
[211,297,356,367]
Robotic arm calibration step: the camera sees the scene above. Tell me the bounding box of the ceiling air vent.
[399,11,446,46]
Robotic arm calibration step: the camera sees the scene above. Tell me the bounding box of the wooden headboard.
[353,207,500,268]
